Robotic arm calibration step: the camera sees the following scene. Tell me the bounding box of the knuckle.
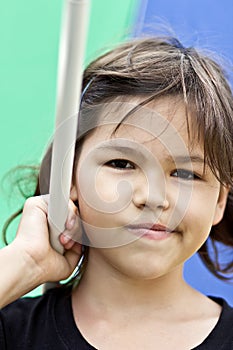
[24,197,36,208]
[23,196,47,214]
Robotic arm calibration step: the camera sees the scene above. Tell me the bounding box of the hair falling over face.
[3,35,233,281]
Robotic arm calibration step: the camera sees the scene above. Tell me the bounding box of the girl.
[1,36,233,349]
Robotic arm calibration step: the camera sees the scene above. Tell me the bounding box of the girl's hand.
[12,195,82,285]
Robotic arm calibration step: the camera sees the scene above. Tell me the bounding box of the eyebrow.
[95,144,205,164]
[171,155,205,164]
[95,145,138,155]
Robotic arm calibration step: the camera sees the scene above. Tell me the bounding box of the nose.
[132,169,169,210]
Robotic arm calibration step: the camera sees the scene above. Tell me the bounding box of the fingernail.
[63,234,70,244]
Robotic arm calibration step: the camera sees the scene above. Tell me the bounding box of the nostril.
[159,199,169,210]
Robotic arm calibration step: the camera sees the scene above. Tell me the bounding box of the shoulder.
[213,296,233,324]
[0,286,72,349]
[0,285,96,349]
[199,297,233,349]
[1,285,70,320]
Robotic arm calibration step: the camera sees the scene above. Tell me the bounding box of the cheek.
[82,168,134,214]
[95,170,134,203]
[95,170,119,203]
[77,179,129,227]
[77,192,134,248]
[182,188,219,239]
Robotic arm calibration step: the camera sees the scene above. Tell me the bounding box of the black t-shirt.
[0,286,233,349]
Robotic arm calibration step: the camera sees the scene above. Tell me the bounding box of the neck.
[73,248,192,315]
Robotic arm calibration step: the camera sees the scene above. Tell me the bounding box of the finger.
[40,194,50,206]
[60,234,75,250]
[63,247,82,273]
[64,214,82,245]
[64,240,75,250]
[71,242,83,255]
[19,197,49,233]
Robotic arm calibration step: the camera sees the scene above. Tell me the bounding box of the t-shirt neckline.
[53,288,233,350]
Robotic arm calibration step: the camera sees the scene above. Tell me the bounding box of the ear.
[212,185,229,226]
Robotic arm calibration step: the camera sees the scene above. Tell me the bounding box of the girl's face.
[71,96,228,279]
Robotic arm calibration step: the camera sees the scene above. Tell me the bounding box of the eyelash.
[104,160,202,180]
[105,159,135,170]
[171,169,201,180]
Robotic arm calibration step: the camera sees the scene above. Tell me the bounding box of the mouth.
[126,223,175,241]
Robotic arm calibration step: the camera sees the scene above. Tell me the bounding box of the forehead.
[79,96,202,156]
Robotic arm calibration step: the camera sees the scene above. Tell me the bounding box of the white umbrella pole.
[48,0,90,254]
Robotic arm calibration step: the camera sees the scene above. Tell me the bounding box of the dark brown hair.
[3,36,233,280]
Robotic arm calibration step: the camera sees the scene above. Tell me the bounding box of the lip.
[126,223,174,241]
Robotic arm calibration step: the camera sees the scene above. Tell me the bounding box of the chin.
[118,263,170,281]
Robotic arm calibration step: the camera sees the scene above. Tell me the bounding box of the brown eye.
[105,159,135,170]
